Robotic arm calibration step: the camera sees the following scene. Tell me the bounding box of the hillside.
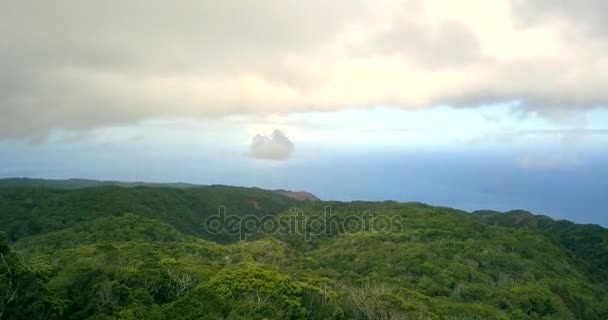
[473,209,608,284]
[1,184,607,319]
[0,178,319,203]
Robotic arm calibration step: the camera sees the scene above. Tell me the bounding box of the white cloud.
[1,0,608,139]
[249,130,294,161]
[518,153,579,170]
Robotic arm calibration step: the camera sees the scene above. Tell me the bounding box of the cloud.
[471,128,608,144]
[511,0,608,38]
[249,130,294,160]
[1,0,608,139]
[516,127,590,170]
[518,153,579,170]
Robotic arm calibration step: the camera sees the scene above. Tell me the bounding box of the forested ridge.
[1,183,607,319]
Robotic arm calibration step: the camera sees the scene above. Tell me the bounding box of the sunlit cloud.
[248,130,295,161]
[2,0,608,139]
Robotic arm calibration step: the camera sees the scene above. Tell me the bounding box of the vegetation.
[1,184,607,319]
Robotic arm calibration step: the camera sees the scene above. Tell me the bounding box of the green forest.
[1,182,607,319]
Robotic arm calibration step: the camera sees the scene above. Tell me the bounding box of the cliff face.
[274,189,321,201]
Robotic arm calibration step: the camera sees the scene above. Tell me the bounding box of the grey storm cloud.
[1,0,608,139]
[249,130,294,161]
[511,0,608,37]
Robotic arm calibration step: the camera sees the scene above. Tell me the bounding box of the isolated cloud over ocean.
[1,0,608,139]
[248,130,294,161]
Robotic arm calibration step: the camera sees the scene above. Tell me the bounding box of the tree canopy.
[1,185,607,319]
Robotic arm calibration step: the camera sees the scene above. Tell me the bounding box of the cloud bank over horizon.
[2,0,608,139]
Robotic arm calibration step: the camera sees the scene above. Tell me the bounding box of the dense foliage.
[474,210,608,284]
[1,185,607,319]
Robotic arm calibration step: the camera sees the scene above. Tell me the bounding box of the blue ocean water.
[2,143,606,226]
[247,148,608,226]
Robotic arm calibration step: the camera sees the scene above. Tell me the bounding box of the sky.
[1,0,607,225]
